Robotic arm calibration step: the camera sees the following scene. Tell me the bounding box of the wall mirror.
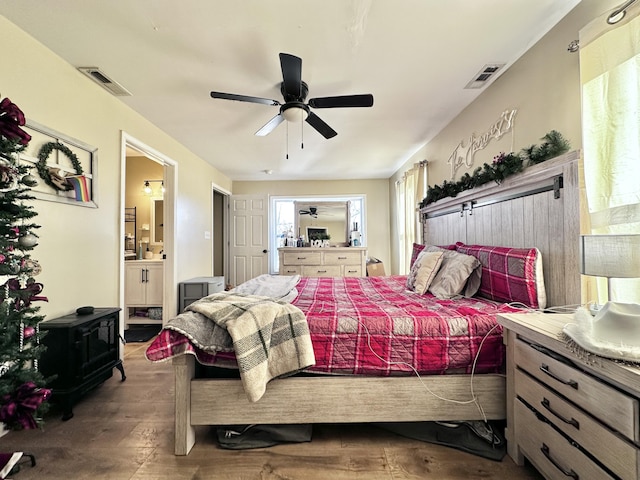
[294,201,350,246]
[150,196,164,245]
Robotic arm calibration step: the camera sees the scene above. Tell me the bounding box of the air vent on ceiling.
[464,63,505,89]
[78,67,132,96]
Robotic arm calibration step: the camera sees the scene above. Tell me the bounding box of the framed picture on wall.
[19,119,98,208]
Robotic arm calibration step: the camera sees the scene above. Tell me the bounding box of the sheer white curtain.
[395,161,427,274]
[580,3,640,303]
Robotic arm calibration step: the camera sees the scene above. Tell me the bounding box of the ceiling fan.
[298,206,318,218]
[210,53,374,139]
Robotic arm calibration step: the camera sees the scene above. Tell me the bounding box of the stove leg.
[115,362,126,382]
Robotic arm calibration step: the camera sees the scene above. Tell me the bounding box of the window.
[270,195,366,273]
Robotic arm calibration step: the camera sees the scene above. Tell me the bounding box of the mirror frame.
[294,201,350,247]
[149,196,164,245]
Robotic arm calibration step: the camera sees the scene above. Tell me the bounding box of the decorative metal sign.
[447,109,517,179]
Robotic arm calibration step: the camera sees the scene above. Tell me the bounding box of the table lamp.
[580,234,640,302]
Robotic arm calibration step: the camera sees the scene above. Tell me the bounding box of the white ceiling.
[2,1,581,181]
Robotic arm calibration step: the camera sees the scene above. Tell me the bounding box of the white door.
[229,194,269,287]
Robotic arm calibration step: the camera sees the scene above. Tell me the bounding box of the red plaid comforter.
[146,275,522,375]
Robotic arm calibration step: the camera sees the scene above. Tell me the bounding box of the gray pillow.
[424,246,482,299]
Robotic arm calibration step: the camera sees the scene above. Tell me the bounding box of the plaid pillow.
[409,243,426,269]
[410,243,457,269]
[455,243,546,309]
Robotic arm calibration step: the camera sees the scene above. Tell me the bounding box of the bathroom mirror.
[294,201,350,246]
[150,196,164,245]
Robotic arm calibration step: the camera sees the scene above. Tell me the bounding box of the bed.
[148,151,580,455]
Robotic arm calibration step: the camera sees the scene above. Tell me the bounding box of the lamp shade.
[580,234,640,278]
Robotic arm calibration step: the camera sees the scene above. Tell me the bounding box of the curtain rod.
[608,0,638,24]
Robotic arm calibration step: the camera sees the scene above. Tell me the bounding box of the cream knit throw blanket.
[166,292,315,402]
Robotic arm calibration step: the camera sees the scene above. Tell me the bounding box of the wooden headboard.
[421,150,580,308]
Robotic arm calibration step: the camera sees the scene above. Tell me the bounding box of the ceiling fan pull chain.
[286,122,289,159]
[301,117,304,150]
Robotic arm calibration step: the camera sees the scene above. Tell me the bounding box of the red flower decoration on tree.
[0,97,31,145]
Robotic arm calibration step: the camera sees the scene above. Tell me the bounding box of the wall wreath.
[36,141,83,191]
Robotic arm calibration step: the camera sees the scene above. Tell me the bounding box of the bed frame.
[173,151,580,455]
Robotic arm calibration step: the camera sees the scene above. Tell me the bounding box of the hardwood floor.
[1,339,543,479]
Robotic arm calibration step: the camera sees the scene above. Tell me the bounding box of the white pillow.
[425,247,482,299]
[406,250,444,294]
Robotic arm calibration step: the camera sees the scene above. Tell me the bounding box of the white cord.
[356,318,501,422]
[334,300,585,422]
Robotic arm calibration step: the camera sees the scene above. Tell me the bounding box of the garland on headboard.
[420,130,570,207]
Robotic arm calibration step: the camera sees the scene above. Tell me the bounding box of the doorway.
[120,133,177,342]
[212,186,229,279]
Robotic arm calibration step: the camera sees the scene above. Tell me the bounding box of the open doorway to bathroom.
[123,148,164,334]
[212,187,228,279]
[120,133,177,343]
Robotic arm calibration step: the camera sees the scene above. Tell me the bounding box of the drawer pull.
[541,444,579,479]
[297,257,306,260]
[338,256,347,259]
[540,364,578,389]
[541,398,580,429]
[317,270,327,273]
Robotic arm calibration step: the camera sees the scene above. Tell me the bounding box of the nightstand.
[498,313,640,480]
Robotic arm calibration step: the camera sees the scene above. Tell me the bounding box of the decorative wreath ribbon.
[36,141,83,191]
[0,381,51,430]
[2,278,48,311]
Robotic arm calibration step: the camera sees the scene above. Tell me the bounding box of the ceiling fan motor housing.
[281,80,309,102]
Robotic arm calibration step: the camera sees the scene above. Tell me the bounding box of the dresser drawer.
[282,252,322,265]
[516,369,638,480]
[323,251,362,265]
[280,266,301,276]
[302,265,341,277]
[515,399,616,480]
[343,266,362,277]
[515,338,639,442]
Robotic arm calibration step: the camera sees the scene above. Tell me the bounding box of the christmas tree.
[0,97,50,430]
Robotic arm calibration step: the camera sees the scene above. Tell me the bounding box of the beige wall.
[388,0,618,274]
[1,16,232,319]
[233,179,391,269]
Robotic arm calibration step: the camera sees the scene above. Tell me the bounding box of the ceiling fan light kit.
[281,103,309,122]
[210,53,374,140]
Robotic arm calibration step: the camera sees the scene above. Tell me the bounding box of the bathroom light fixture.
[607,0,637,24]
[143,179,164,195]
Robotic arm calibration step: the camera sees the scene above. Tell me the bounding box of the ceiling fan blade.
[210,91,280,106]
[305,112,337,139]
[308,94,374,109]
[279,53,302,99]
[255,114,284,136]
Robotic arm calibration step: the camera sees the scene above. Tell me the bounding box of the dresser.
[278,247,367,277]
[498,313,640,480]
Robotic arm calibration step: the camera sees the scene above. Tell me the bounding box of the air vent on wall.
[464,63,505,89]
[78,67,132,96]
